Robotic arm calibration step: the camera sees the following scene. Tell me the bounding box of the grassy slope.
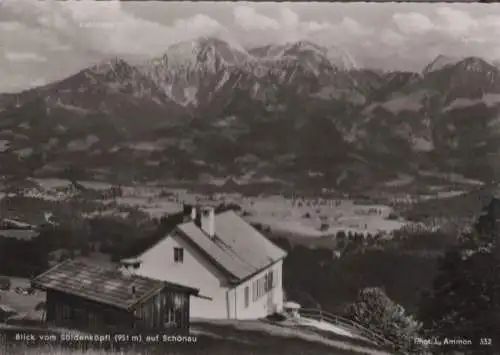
[1,320,394,355]
[0,276,45,315]
[401,184,496,221]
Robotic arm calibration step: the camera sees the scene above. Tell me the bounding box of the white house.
[120,205,287,320]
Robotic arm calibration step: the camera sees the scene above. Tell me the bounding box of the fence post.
[319,309,322,322]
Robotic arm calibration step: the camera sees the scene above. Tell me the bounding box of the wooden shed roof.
[31,258,198,310]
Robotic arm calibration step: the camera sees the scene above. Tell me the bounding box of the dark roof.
[177,211,287,282]
[31,258,198,310]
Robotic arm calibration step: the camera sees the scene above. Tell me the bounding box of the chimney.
[200,207,215,238]
[183,204,195,222]
[120,258,141,279]
[194,205,202,228]
[121,265,133,279]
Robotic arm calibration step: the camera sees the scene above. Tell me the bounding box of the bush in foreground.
[344,287,423,354]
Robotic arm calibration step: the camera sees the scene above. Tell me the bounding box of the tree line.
[2,199,499,354]
[268,198,500,354]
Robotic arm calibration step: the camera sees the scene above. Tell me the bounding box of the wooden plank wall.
[46,290,133,331]
[45,288,191,331]
[134,288,190,330]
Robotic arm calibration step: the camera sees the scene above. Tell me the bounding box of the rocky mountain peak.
[156,36,249,73]
[454,57,497,73]
[1,38,500,186]
[423,54,462,75]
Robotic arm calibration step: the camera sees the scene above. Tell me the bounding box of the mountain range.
[1,37,500,190]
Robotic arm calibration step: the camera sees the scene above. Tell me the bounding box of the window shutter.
[244,286,249,308]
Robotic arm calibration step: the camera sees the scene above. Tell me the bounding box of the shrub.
[344,287,423,354]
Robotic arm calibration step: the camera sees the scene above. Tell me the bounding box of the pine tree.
[418,196,500,354]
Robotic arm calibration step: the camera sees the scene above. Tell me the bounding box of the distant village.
[0,175,472,354]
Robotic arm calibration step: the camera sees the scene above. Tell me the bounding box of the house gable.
[121,208,287,289]
[134,230,229,299]
[123,208,287,320]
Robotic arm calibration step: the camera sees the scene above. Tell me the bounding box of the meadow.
[5,177,413,240]
[1,320,393,355]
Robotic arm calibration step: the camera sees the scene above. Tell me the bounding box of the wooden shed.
[31,258,198,332]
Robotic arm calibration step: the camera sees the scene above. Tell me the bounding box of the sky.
[0,0,499,93]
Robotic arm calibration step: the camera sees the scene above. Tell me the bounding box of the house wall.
[227,259,284,320]
[133,232,285,320]
[133,232,231,319]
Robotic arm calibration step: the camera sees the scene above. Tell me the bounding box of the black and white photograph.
[0,1,499,354]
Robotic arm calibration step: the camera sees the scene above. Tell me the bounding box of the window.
[89,312,98,327]
[251,273,275,301]
[173,247,184,263]
[61,304,71,320]
[266,271,274,292]
[244,286,249,308]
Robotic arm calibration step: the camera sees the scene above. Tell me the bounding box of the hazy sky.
[1,0,499,93]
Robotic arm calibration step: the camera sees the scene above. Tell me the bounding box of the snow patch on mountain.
[487,116,500,132]
[215,71,231,91]
[67,135,99,151]
[14,148,33,158]
[0,140,10,152]
[88,57,131,76]
[127,141,164,152]
[457,57,497,74]
[161,37,249,72]
[362,91,426,115]
[183,87,198,105]
[412,137,434,152]
[52,100,90,115]
[380,91,426,114]
[312,87,366,105]
[444,94,500,111]
[423,55,462,74]
[139,37,250,106]
[249,40,357,71]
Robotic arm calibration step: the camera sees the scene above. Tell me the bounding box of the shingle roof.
[176,210,287,282]
[31,258,198,310]
[177,222,252,282]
